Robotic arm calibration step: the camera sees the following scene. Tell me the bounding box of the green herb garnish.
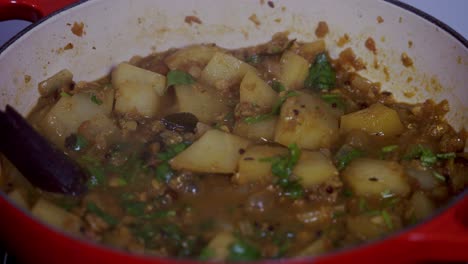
[381,210,393,229]
[90,94,103,105]
[167,70,195,86]
[74,134,88,151]
[228,239,261,261]
[244,90,298,124]
[335,146,364,171]
[432,171,446,182]
[157,142,190,161]
[245,54,261,64]
[271,80,286,92]
[436,152,456,159]
[155,162,174,183]
[86,166,106,187]
[405,145,457,167]
[321,93,345,109]
[199,247,215,261]
[264,143,304,199]
[381,189,394,199]
[60,91,71,97]
[359,197,368,212]
[86,202,118,226]
[304,52,336,91]
[382,145,398,153]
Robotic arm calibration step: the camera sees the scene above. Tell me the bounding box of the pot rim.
[0,0,467,262]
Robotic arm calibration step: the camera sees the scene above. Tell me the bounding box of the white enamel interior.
[0,0,467,130]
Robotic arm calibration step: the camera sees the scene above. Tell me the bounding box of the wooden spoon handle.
[0,105,87,196]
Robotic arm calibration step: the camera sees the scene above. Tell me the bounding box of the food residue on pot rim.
[249,14,261,26]
[64,43,74,50]
[315,21,329,38]
[338,47,366,71]
[377,16,384,23]
[70,22,85,37]
[365,37,377,54]
[408,41,413,48]
[336,33,350,47]
[401,52,414,67]
[184,16,202,25]
[24,75,31,84]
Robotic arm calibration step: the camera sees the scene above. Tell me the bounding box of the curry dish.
[1,32,467,260]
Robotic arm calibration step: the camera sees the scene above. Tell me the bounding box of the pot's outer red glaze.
[0,0,467,263]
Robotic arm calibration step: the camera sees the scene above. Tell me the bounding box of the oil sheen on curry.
[1,28,467,261]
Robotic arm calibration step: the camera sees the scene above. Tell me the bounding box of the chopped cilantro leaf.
[155,162,174,183]
[271,80,286,92]
[304,52,336,91]
[167,70,195,86]
[321,93,346,109]
[436,152,456,159]
[381,210,393,229]
[90,94,103,105]
[243,90,298,124]
[432,171,446,182]
[86,202,118,226]
[381,145,398,153]
[245,54,261,64]
[335,146,364,170]
[228,239,261,261]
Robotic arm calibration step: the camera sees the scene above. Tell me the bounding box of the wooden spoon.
[0,105,87,196]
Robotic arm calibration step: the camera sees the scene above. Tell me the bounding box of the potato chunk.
[293,151,339,188]
[240,71,278,110]
[275,92,339,150]
[164,45,220,71]
[233,117,277,141]
[343,158,410,197]
[408,191,435,221]
[235,145,287,184]
[340,103,404,137]
[200,52,256,90]
[279,51,309,90]
[175,84,229,124]
[39,92,116,147]
[201,232,235,261]
[31,198,83,234]
[170,130,251,173]
[112,62,166,118]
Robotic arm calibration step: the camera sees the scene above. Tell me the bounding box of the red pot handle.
[0,0,78,22]
[400,194,468,262]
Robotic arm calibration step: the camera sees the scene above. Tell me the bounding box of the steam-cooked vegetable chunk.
[174,84,229,124]
[293,151,339,188]
[164,45,220,71]
[343,158,410,197]
[340,103,404,137]
[39,91,116,147]
[200,52,257,90]
[31,198,83,234]
[240,71,278,110]
[200,232,236,261]
[113,62,166,118]
[233,117,277,141]
[275,92,339,150]
[279,51,309,90]
[235,145,287,184]
[170,130,251,173]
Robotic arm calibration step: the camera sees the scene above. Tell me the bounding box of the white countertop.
[1,0,467,46]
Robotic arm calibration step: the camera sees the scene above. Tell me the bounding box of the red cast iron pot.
[0,0,467,263]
